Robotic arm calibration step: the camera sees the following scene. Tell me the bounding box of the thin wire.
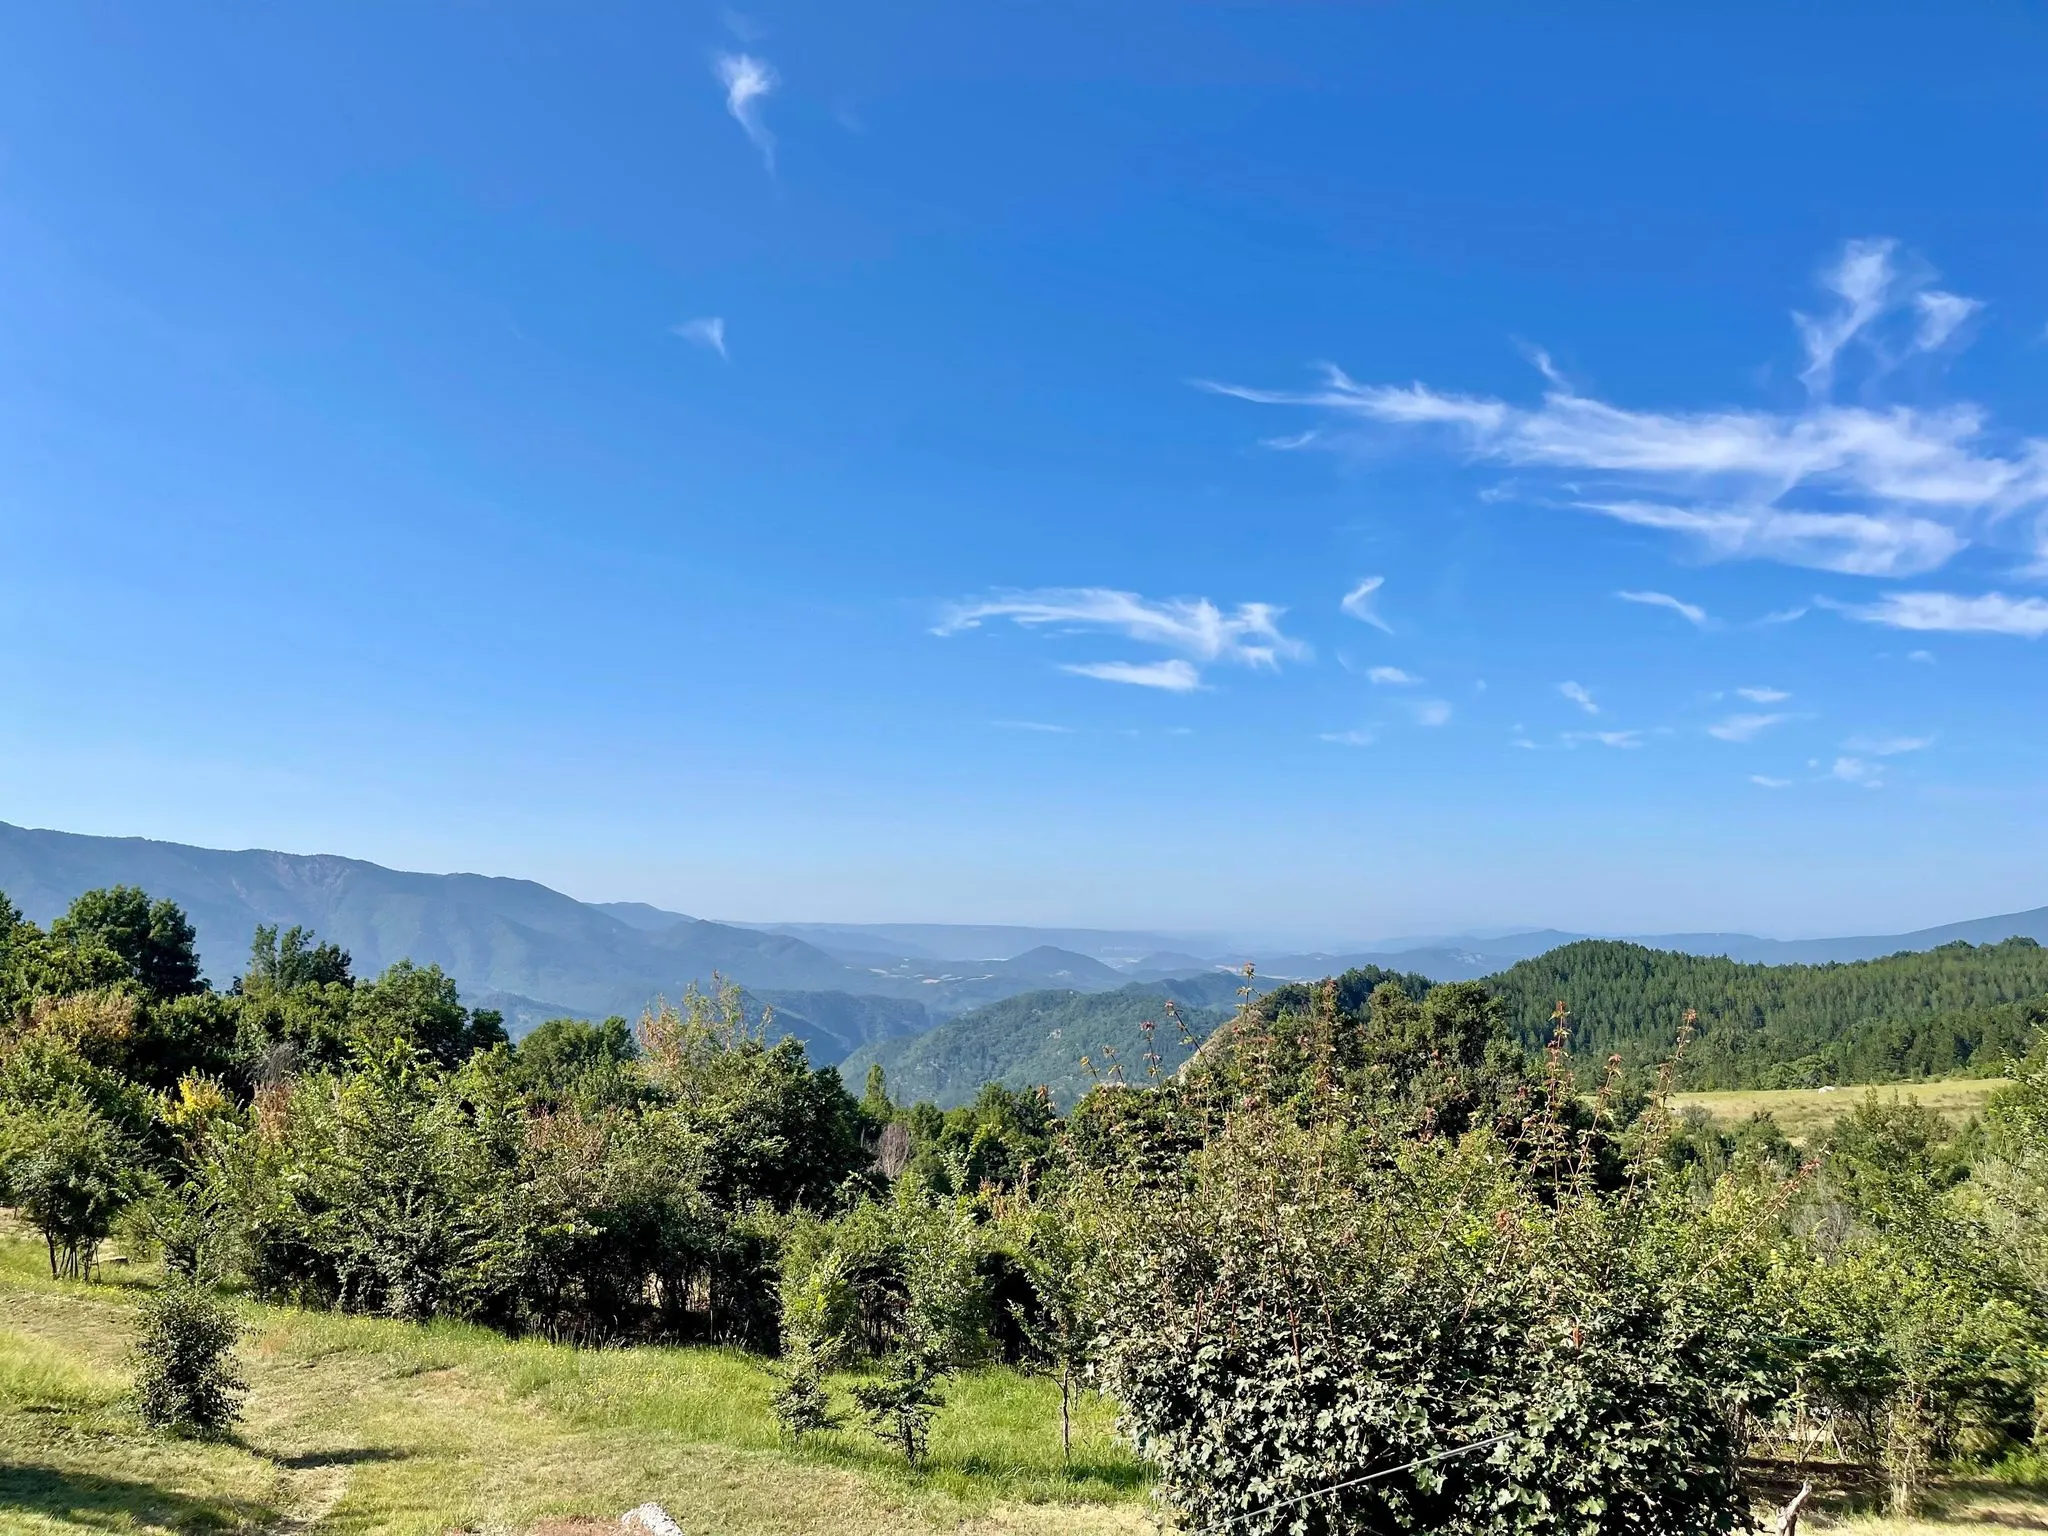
[1183,1429,1520,1535]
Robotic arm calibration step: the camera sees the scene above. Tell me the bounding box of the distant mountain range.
[6,819,2048,1072]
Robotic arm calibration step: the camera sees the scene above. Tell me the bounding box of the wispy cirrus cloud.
[1825,590,2048,637]
[1707,712,1791,743]
[1915,291,1982,352]
[1750,775,1793,789]
[672,317,727,358]
[1844,733,1933,756]
[936,587,1306,691]
[1319,727,1376,747]
[1795,238,1897,395]
[1205,241,2045,580]
[1737,686,1791,703]
[1366,665,1420,685]
[1413,700,1453,727]
[1565,729,1644,749]
[716,53,778,167]
[1830,756,1885,788]
[1558,681,1598,715]
[1618,589,1710,627]
[1340,575,1393,632]
[1060,660,1202,692]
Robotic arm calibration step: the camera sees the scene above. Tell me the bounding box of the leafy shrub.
[1090,990,1763,1536]
[131,1278,246,1435]
[850,1349,945,1464]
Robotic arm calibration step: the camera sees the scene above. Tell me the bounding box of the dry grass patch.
[1672,1080,2005,1142]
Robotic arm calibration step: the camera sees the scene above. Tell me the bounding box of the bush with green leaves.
[850,1348,947,1464]
[770,1243,851,1442]
[1089,989,1768,1536]
[131,1277,247,1435]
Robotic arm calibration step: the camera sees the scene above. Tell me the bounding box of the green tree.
[51,887,205,1000]
[350,961,502,1067]
[862,1062,892,1119]
[1006,1196,1099,1462]
[514,1015,640,1108]
[0,1092,150,1278]
[244,924,352,990]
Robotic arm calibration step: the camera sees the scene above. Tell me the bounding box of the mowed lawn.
[0,1237,1151,1536]
[1670,1079,2007,1143]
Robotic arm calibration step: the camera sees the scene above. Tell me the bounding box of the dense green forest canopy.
[1485,936,2048,1089]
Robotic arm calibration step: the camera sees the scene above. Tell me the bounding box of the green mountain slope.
[1486,937,2048,1088]
[0,823,932,1057]
[842,974,1251,1110]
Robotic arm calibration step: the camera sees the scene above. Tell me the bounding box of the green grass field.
[5,1228,2046,1535]
[1670,1079,2006,1142]
[0,1236,1151,1536]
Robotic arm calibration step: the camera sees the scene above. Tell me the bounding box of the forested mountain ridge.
[0,824,1170,1047]
[844,973,1252,1109]
[1487,937,2048,1088]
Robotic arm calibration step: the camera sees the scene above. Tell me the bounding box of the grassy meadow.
[1670,1078,2006,1142]
[8,1233,2048,1535]
[0,1235,1151,1536]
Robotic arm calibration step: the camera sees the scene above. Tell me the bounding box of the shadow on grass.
[273,1446,409,1471]
[0,1462,281,1534]
[946,1453,1150,1497]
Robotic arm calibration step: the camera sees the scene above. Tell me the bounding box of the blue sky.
[3,2,2047,943]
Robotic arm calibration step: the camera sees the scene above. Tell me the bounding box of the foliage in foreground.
[129,1275,247,1435]
[1091,986,1760,1535]
[10,879,2048,1528]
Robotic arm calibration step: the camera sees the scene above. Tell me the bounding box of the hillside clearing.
[1671,1079,2005,1140]
[6,1238,2048,1534]
[0,1241,1149,1536]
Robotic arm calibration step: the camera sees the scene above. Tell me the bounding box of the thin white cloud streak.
[1915,291,1982,351]
[716,53,778,166]
[1831,756,1884,787]
[1750,775,1792,788]
[1565,729,1645,749]
[672,317,727,358]
[993,720,1076,734]
[1844,734,1933,756]
[1366,666,1419,685]
[1708,712,1791,743]
[1060,660,1203,692]
[1617,589,1709,626]
[1558,681,1598,715]
[1206,240,2037,580]
[1340,575,1393,632]
[1795,238,1898,394]
[1737,686,1791,703]
[936,588,1307,669]
[1413,700,1453,727]
[1827,590,2048,637]
[1319,728,1375,747]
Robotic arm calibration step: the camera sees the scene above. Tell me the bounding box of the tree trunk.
[1774,1481,1812,1536]
[1060,1372,1072,1465]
